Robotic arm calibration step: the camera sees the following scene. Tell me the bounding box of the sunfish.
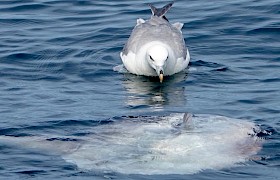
[0,113,264,175]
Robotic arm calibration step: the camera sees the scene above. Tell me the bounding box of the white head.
[146,45,169,83]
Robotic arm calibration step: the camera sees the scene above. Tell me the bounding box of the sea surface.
[0,0,279,179]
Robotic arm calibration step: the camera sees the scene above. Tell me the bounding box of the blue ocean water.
[0,0,279,179]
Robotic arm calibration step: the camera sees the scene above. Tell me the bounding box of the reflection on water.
[121,71,188,110]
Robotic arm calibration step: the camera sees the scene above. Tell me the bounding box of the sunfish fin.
[182,113,193,130]
[148,1,174,21]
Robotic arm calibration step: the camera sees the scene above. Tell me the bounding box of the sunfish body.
[120,2,190,82]
[0,113,264,175]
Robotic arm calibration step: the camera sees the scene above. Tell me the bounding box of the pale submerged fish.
[0,113,264,175]
[120,1,190,83]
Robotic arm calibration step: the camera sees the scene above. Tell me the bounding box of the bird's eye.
[149,55,154,61]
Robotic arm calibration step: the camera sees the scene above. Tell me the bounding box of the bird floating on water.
[120,1,190,83]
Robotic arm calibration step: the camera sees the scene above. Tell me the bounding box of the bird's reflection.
[121,71,188,111]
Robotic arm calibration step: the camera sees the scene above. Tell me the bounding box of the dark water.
[0,0,279,179]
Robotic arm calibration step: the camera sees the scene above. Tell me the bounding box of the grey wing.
[172,28,187,59]
[165,25,187,59]
[122,24,148,55]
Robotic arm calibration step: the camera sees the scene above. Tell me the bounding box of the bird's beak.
[156,66,164,83]
[159,73,163,83]
[159,69,164,83]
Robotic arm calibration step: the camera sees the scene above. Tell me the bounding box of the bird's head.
[146,45,169,83]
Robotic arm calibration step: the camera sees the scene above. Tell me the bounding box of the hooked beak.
[155,65,165,83]
[158,69,164,83]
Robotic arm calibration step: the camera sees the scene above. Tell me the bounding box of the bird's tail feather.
[148,1,174,21]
